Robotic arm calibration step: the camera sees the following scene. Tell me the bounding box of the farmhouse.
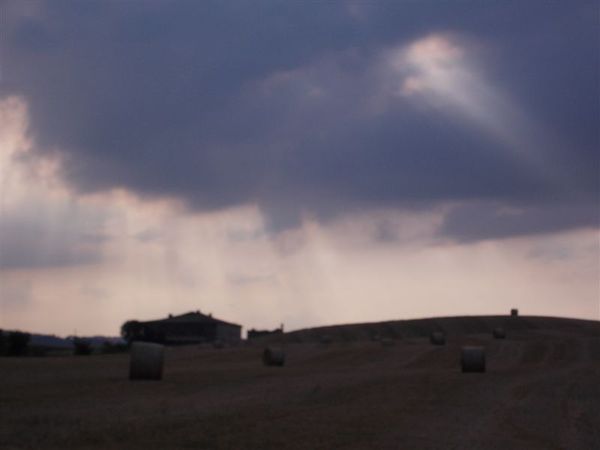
[123,311,241,345]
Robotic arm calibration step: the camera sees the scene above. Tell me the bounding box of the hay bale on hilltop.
[493,327,506,339]
[263,347,285,367]
[430,331,446,346]
[129,342,164,380]
[461,346,485,373]
[511,308,519,317]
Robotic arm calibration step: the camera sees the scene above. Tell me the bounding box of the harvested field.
[1,316,599,449]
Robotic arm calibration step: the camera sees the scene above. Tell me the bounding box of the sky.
[0,1,598,337]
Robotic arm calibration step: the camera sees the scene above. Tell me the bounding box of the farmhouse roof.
[142,311,241,328]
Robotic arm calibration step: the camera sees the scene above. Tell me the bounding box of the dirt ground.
[1,316,599,449]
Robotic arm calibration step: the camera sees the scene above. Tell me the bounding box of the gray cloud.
[2,1,598,239]
[0,206,106,270]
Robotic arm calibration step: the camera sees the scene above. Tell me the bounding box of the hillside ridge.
[272,315,600,343]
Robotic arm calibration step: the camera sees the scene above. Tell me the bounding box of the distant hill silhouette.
[8,333,126,349]
[258,315,600,344]
[30,334,74,349]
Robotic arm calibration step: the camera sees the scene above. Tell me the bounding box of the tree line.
[0,330,31,356]
[0,329,128,357]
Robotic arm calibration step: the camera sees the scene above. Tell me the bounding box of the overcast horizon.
[1,1,598,337]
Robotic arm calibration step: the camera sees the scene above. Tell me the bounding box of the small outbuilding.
[247,327,283,340]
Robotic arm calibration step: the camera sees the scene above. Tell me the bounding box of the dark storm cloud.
[439,201,599,242]
[2,0,598,239]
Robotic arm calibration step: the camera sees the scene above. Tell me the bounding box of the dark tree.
[121,320,143,343]
[121,321,166,344]
[7,331,30,356]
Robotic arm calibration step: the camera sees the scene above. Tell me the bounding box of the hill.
[1,315,599,449]
[29,333,74,349]
[277,314,600,343]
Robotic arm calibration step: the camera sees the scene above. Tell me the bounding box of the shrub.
[101,341,128,354]
[73,338,93,355]
[30,346,48,357]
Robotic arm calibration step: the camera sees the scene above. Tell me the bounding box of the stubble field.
[1,316,599,449]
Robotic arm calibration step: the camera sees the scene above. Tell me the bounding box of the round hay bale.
[129,342,164,380]
[493,327,506,339]
[510,308,519,317]
[461,346,485,373]
[263,347,285,366]
[380,338,395,347]
[430,331,446,346]
[370,333,382,342]
[318,335,332,345]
